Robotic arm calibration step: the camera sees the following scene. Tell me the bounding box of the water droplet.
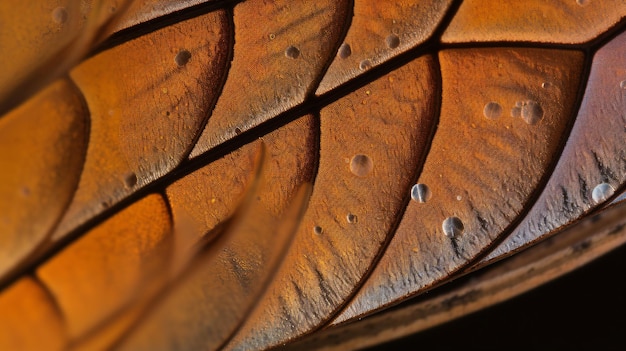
[386,34,400,49]
[269,33,276,40]
[520,100,543,125]
[442,217,464,238]
[124,173,138,188]
[52,7,68,24]
[349,154,373,177]
[456,195,462,201]
[338,43,351,59]
[620,80,626,90]
[592,183,615,204]
[346,213,358,223]
[313,225,323,235]
[285,45,300,59]
[411,183,431,203]
[541,82,551,89]
[359,59,372,71]
[175,50,192,67]
[483,102,502,120]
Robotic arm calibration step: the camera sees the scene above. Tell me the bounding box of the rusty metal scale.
[0,0,625,350]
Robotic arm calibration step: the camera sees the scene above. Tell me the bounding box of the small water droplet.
[620,80,626,90]
[541,82,551,89]
[285,45,300,59]
[483,102,502,120]
[269,33,276,40]
[359,59,372,71]
[386,34,400,49]
[350,154,373,177]
[456,195,462,201]
[175,50,192,67]
[520,100,543,125]
[313,225,323,235]
[592,182,615,204]
[124,173,138,188]
[338,43,351,59]
[442,217,464,238]
[52,7,68,24]
[411,183,431,203]
[346,213,358,224]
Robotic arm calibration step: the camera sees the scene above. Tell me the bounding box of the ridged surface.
[0,1,625,350]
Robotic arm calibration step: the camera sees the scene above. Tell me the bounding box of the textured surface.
[0,79,87,277]
[316,0,452,94]
[52,10,231,239]
[227,55,438,350]
[442,0,626,44]
[189,0,351,157]
[334,47,584,323]
[0,1,625,350]
[484,29,626,263]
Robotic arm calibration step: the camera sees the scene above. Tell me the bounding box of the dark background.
[367,243,626,350]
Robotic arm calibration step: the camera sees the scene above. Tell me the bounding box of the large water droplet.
[350,154,373,177]
[483,102,502,120]
[338,43,351,59]
[592,182,615,204]
[411,183,431,203]
[175,50,192,67]
[285,45,300,59]
[442,217,464,238]
[520,100,543,125]
[346,213,358,224]
[620,80,626,90]
[313,225,323,235]
[386,34,400,49]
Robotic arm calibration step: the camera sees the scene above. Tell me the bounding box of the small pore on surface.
[175,49,192,67]
[483,101,502,120]
[285,46,300,59]
[124,173,137,189]
[349,154,373,177]
[346,213,358,224]
[51,7,68,24]
[386,34,400,49]
[337,43,351,59]
[359,59,372,70]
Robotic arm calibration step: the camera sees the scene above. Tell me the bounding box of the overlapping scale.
[316,0,452,94]
[226,55,438,350]
[0,79,87,278]
[335,48,584,323]
[52,10,231,240]
[189,0,351,157]
[484,28,626,263]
